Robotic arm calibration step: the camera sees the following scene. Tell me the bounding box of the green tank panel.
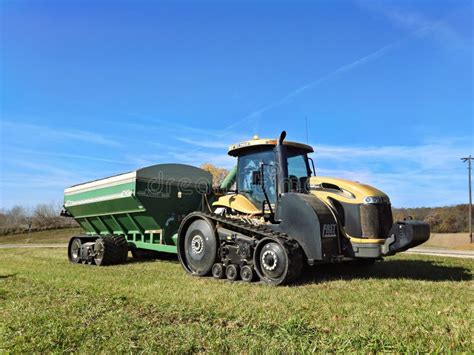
[64,164,211,253]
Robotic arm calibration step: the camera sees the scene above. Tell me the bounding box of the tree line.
[393,204,471,233]
[0,202,78,235]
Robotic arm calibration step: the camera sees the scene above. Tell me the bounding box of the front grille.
[360,203,393,238]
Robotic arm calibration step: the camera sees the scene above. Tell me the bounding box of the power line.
[461,155,473,243]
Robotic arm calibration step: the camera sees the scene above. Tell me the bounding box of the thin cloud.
[312,141,468,169]
[177,137,230,149]
[6,147,129,165]
[232,39,400,128]
[1,137,469,208]
[1,121,122,147]
[166,151,235,169]
[356,1,470,49]
[125,150,235,169]
[312,138,470,207]
[231,6,466,131]
[5,159,76,177]
[103,116,245,152]
[112,115,225,138]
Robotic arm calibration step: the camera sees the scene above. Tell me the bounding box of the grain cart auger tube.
[177,131,430,285]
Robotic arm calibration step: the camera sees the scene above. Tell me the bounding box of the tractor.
[64,131,430,285]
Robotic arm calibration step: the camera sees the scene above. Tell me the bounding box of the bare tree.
[201,163,229,187]
[0,202,77,235]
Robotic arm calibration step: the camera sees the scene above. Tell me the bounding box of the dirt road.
[0,243,67,249]
[404,247,474,259]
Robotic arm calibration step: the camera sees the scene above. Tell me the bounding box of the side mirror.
[252,170,262,185]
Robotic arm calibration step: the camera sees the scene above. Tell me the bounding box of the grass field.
[0,228,81,244]
[0,248,472,353]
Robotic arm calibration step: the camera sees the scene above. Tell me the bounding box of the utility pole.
[461,155,473,243]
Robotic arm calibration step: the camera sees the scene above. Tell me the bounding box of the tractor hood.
[308,176,389,205]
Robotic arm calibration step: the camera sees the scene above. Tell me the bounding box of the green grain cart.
[64,164,211,265]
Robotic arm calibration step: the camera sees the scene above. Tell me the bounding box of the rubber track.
[199,212,304,284]
[96,235,128,266]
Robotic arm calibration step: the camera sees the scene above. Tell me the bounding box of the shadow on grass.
[126,252,179,264]
[0,274,16,279]
[123,254,471,284]
[298,259,472,284]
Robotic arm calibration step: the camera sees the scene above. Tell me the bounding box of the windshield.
[237,149,277,207]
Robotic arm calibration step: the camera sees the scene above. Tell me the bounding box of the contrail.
[279,41,400,104]
[198,37,405,142]
[123,20,440,159]
[233,23,437,129]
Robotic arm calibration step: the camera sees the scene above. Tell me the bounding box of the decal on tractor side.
[322,224,337,238]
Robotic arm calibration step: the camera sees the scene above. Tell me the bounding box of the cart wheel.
[68,237,82,264]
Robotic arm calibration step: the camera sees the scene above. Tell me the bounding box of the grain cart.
[63,164,211,265]
[64,132,430,285]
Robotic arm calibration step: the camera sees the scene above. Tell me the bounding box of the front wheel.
[254,238,303,285]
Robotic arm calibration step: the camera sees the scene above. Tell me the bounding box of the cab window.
[287,149,310,192]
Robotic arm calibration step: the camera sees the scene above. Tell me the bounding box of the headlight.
[364,196,390,204]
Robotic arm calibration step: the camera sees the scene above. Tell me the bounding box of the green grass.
[0,228,82,244]
[0,248,472,353]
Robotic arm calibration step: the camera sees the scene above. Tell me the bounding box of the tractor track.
[198,211,304,283]
[201,211,289,240]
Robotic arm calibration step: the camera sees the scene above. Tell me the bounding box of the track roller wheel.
[225,264,239,281]
[240,265,255,283]
[254,237,303,285]
[178,217,217,276]
[68,237,82,264]
[212,263,225,279]
[94,235,128,266]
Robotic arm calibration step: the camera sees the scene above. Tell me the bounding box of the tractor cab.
[214,133,314,215]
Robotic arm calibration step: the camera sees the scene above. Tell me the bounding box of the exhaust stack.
[274,131,289,195]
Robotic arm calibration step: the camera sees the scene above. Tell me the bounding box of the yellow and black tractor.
[177,131,430,285]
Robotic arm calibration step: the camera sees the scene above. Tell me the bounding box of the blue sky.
[0,0,472,208]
